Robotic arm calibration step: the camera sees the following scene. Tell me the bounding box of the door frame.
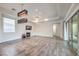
[64,10,79,55]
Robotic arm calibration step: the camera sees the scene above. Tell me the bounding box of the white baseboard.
[0,37,21,43]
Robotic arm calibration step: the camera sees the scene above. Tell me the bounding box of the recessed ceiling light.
[44,19,48,21]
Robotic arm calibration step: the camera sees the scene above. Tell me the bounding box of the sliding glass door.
[72,13,78,54]
[67,11,79,55]
[68,18,72,47]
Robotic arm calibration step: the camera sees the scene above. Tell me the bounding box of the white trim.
[0,37,21,43]
[64,4,74,20]
[64,4,75,21]
[64,4,79,22]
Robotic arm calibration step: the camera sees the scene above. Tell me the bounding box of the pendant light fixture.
[17,4,28,23]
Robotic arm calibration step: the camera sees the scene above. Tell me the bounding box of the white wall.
[0,16,35,43]
[0,6,64,43]
[17,22,36,37]
[55,22,64,39]
[0,7,36,43]
[0,12,2,40]
[33,21,53,37]
[33,20,64,38]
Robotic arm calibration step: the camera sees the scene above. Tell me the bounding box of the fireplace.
[26,32,30,37]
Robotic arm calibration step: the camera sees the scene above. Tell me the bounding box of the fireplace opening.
[26,32,30,37]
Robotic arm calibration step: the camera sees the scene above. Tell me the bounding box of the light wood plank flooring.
[0,36,74,56]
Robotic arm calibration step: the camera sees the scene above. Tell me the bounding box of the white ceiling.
[0,3,72,22]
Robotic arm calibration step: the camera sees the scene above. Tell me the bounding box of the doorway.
[67,11,79,55]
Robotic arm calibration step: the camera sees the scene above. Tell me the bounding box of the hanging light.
[17,4,28,23]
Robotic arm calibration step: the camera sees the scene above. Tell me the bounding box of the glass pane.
[3,17,15,32]
[68,19,73,46]
[72,14,78,51]
[67,12,78,55]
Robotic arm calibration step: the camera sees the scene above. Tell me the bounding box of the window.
[3,17,15,32]
[53,24,56,35]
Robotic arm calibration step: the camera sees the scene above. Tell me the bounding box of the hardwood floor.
[0,36,74,56]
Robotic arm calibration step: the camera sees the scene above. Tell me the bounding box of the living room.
[0,3,79,56]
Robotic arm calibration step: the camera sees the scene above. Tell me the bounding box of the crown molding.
[64,4,79,22]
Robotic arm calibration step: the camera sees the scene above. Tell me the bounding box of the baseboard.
[53,35,64,40]
[0,37,21,43]
[31,35,53,38]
